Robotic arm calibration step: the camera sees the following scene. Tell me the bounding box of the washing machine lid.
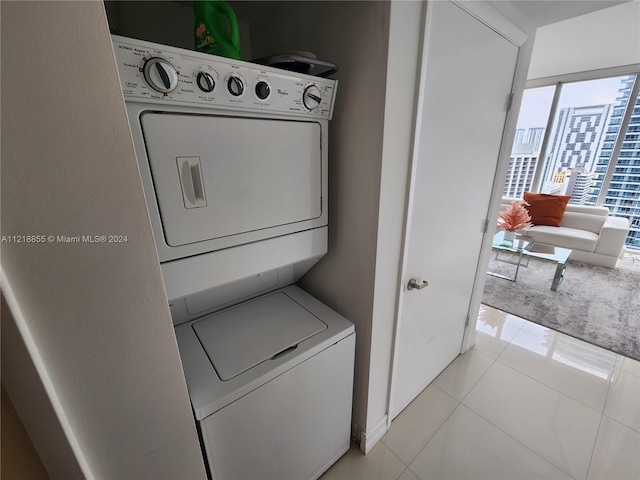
[192,292,327,381]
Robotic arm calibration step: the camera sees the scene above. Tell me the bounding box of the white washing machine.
[111,36,355,480]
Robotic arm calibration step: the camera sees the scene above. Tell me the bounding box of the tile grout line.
[468,317,586,479]
[398,384,463,473]
[584,355,624,480]
[495,315,615,415]
[602,411,640,434]
[459,358,579,480]
[363,436,410,479]
[603,366,640,434]
[397,349,503,476]
[475,308,637,478]
[460,400,579,480]
[457,347,501,405]
[384,346,494,470]
[584,408,607,480]
[492,354,609,416]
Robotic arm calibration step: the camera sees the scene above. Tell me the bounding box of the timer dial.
[227,75,245,97]
[303,85,322,110]
[255,80,271,100]
[143,57,179,93]
[197,72,216,93]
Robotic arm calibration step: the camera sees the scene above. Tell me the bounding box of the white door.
[390,1,520,419]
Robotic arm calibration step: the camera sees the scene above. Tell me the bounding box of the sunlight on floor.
[320,305,640,480]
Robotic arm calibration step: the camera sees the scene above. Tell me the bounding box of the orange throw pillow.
[523,192,570,227]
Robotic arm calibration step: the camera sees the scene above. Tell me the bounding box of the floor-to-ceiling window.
[505,73,640,250]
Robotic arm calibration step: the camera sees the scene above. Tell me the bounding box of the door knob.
[407,278,429,291]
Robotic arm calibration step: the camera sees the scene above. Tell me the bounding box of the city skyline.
[506,74,640,248]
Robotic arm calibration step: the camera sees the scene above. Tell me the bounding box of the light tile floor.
[618,251,640,272]
[320,304,640,480]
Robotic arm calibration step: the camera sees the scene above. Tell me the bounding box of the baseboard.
[358,415,389,454]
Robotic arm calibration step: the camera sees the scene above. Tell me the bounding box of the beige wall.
[1,2,205,478]
[95,0,411,448]
[245,1,393,438]
[1,385,49,480]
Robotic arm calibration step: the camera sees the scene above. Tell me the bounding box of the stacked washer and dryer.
[111,36,355,480]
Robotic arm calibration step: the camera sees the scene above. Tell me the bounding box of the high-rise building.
[525,127,545,151]
[540,182,563,195]
[552,169,570,184]
[565,167,596,205]
[544,104,613,183]
[593,76,640,249]
[513,128,525,145]
[503,155,537,198]
[504,143,537,198]
[506,129,547,198]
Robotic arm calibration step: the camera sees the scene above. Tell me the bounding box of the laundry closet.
[105,0,532,458]
[2,2,532,478]
[105,2,368,479]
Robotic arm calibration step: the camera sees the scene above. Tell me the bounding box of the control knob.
[303,85,322,110]
[255,80,271,100]
[227,75,245,97]
[143,57,179,94]
[196,72,216,93]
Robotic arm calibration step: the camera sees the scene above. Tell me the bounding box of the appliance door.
[140,113,323,248]
[199,333,355,480]
[192,291,327,381]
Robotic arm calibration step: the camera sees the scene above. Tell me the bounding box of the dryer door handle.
[177,157,207,209]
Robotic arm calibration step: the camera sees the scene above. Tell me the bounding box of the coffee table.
[522,242,572,291]
[489,231,572,291]
[488,231,534,284]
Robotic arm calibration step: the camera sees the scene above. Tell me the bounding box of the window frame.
[523,66,640,208]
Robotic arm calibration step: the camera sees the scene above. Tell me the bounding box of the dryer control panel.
[111,35,337,119]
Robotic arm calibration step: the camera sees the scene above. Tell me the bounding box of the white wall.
[1,2,206,478]
[366,0,424,448]
[528,1,640,80]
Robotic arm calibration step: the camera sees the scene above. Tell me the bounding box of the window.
[505,74,640,250]
[505,85,554,198]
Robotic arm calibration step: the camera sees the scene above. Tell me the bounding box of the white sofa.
[500,198,630,268]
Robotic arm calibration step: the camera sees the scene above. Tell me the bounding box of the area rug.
[482,255,640,361]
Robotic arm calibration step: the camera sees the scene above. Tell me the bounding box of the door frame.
[385,0,531,425]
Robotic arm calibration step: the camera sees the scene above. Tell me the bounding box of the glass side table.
[487,231,535,283]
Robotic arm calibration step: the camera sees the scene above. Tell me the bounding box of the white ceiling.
[491,0,632,28]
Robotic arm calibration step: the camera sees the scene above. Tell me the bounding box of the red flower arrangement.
[497,201,532,232]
